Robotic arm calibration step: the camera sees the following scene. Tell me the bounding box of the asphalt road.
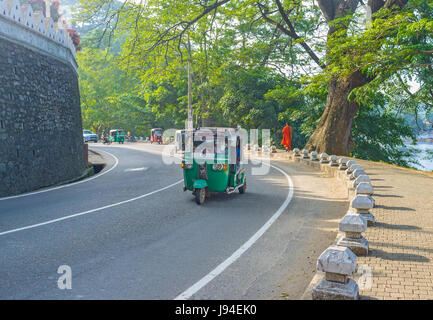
[0,144,347,299]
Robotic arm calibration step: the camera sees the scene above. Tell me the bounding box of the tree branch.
[146,0,231,53]
[274,0,325,69]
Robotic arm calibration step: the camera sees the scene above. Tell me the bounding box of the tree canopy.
[74,0,433,167]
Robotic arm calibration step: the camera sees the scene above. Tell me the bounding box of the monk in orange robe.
[281,123,292,152]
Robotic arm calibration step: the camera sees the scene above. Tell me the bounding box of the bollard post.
[301,149,310,165]
[346,160,356,168]
[310,151,320,168]
[312,246,359,300]
[319,153,329,163]
[356,182,375,207]
[349,173,370,198]
[352,175,371,189]
[336,158,349,180]
[338,158,349,170]
[319,153,331,175]
[337,213,369,256]
[345,164,360,177]
[310,151,319,162]
[351,195,375,226]
[350,168,367,181]
[329,155,339,167]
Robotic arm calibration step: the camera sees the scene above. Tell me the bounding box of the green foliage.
[75,0,432,168]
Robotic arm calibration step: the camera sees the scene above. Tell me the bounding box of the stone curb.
[299,152,373,300]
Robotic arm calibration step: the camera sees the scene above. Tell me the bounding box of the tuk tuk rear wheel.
[195,188,206,205]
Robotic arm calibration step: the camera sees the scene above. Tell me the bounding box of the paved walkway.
[352,159,433,299]
[274,148,433,300]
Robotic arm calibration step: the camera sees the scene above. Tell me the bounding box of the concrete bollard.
[302,149,310,159]
[319,153,329,163]
[271,146,277,153]
[352,175,371,189]
[349,174,370,199]
[293,148,301,162]
[337,213,369,256]
[346,160,356,168]
[356,182,375,207]
[338,158,349,170]
[310,151,319,161]
[351,195,375,226]
[350,168,366,181]
[346,164,360,176]
[329,155,339,167]
[312,246,359,300]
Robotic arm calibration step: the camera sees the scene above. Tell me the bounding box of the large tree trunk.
[305,0,408,155]
[305,70,368,155]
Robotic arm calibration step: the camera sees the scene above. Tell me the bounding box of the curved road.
[0,144,347,299]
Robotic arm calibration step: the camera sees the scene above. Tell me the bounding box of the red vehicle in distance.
[150,128,163,144]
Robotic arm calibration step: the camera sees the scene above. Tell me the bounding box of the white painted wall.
[0,0,77,72]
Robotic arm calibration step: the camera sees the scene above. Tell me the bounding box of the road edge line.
[0,179,183,236]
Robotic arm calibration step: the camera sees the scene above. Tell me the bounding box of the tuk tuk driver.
[236,138,241,173]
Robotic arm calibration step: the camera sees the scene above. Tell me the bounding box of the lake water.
[405,142,433,171]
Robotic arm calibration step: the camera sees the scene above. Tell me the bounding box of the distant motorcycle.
[102,136,111,145]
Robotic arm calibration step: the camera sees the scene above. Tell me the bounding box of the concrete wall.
[0,0,84,197]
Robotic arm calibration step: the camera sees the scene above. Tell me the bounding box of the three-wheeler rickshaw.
[181,127,246,205]
[150,128,163,144]
[109,129,126,144]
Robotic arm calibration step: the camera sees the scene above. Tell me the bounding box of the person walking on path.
[281,122,292,152]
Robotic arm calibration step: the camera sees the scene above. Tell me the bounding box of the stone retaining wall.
[0,0,84,197]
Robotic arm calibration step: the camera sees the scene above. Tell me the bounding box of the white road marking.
[0,180,183,237]
[125,167,149,172]
[174,162,294,300]
[0,149,119,201]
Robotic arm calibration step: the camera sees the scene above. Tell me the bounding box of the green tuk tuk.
[182,127,246,205]
[109,129,126,144]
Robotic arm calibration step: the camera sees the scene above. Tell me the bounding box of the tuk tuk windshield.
[193,131,228,156]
